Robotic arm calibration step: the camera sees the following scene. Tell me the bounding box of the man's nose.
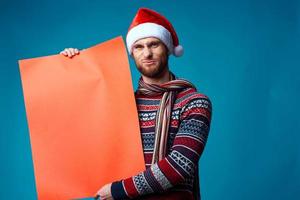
[143,47,152,57]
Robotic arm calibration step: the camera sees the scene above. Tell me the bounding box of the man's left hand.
[96,183,114,200]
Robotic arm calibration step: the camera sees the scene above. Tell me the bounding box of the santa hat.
[126,8,183,57]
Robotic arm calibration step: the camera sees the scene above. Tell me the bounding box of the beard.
[135,58,169,78]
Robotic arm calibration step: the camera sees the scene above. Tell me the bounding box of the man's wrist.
[111,180,129,199]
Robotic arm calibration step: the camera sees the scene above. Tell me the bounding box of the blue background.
[0,0,299,199]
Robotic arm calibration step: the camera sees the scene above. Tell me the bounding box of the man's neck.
[142,68,171,85]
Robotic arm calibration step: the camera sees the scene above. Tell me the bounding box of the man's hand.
[60,48,80,58]
[96,183,114,200]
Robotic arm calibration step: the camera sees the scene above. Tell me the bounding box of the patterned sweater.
[111,86,212,200]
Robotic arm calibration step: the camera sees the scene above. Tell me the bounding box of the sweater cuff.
[111,180,129,199]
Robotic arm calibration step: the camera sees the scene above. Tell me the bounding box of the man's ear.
[129,52,134,58]
[162,43,170,55]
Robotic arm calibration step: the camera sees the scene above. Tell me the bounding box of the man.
[60,8,212,200]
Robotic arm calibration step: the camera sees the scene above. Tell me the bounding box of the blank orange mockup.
[19,36,145,199]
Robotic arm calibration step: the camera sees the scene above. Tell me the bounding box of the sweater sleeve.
[111,95,212,199]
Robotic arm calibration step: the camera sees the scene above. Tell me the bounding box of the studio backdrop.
[0,0,299,199]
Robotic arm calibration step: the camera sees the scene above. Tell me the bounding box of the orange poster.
[19,36,145,200]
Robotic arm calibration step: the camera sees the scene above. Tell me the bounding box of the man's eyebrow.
[133,40,160,47]
[148,41,160,45]
[141,41,160,47]
[133,43,143,47]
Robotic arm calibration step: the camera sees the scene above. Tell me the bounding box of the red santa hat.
[126,8,184,57]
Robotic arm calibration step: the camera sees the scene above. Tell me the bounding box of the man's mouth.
[142,60,156,64]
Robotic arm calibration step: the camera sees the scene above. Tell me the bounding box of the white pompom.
[174,45,184,57]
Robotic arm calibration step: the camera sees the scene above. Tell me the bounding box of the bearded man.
[61,7,212,200]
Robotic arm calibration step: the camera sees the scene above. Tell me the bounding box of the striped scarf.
[136,72,196,164]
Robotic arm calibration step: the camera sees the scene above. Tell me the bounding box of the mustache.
[141,59,156,62]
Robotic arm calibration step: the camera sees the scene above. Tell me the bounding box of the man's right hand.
[60,48,80,58]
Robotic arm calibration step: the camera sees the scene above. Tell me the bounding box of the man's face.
[132,37,169,78]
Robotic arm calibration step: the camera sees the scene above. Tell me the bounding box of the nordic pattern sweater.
[111,87,212,200]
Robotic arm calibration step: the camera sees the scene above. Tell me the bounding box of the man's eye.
[134,45,143,49]
[151,43,159,48]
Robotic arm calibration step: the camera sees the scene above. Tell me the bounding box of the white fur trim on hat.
[126,22,174,55]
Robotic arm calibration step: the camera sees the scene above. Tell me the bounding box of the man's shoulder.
[175,87,211,107]
[176,88,212,122]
